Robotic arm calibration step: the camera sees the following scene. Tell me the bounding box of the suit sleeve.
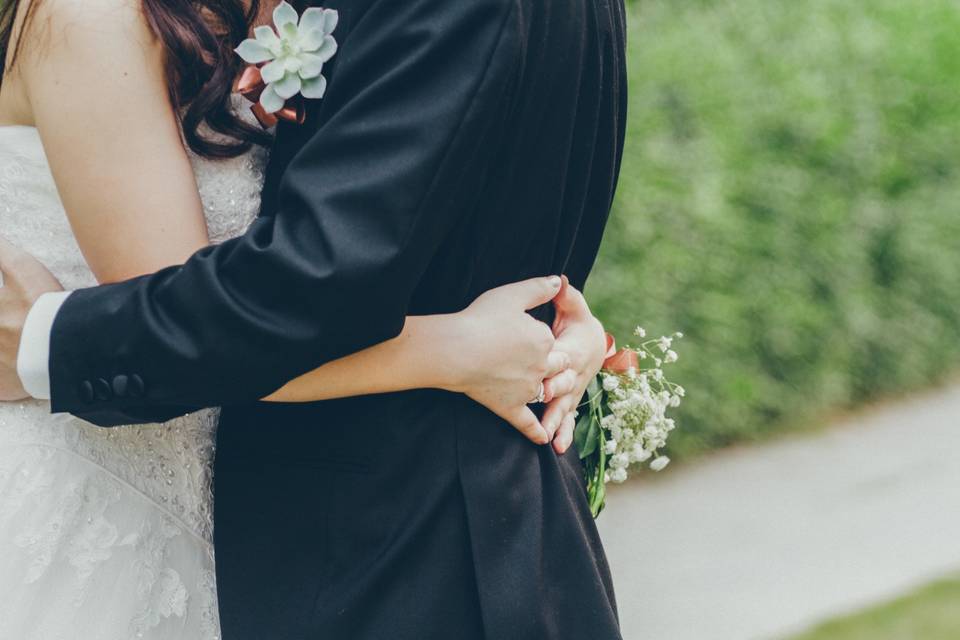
[48,0,520,425]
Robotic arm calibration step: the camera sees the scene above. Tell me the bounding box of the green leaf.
[587,375,602,415]
[575,412,599,459]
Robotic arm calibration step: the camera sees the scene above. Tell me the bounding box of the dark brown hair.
[0,0,273,158]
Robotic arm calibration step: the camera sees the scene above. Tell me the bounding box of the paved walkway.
[597,384,960,640]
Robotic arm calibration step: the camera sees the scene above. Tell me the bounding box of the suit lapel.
[257,0,358,218]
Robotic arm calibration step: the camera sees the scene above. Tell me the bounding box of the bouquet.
[575,327,685,517]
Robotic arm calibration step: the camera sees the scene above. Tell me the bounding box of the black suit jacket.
[48,0,627,637]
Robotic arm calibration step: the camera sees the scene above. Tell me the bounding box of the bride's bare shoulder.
[10,0,212,285]
[7,0,170,127]
[12,0,161,77]
[20,0,146,35]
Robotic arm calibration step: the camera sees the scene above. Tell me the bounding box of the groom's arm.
[30,0,521,425]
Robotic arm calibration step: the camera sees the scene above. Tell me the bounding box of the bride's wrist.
[434,311,480,394]
[408,312,476,394]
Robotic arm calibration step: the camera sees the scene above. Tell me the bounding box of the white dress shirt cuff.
[16,291,72,400]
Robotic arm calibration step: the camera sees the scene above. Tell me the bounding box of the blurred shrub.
[590,0,960,457]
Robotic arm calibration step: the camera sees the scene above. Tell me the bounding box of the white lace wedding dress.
[0,113,268,639]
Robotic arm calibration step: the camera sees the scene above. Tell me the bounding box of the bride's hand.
[447,276,573,445]
[0,237,64,401]
[542,277,607,455]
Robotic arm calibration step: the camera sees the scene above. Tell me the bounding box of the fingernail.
[547,276,562,289]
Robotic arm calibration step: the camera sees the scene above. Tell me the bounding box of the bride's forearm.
[264,277,571,406]
[262,315,468,402]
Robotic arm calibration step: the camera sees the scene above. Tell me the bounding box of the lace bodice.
[0,122,267,534]
[0,115,268,639]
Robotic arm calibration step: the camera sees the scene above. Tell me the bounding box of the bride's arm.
[14,0,210,283]
[265,278,587,407]
[265,279,606,451]
[11,0,578,444]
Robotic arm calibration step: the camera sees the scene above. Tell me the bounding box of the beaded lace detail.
[0,111,268,639]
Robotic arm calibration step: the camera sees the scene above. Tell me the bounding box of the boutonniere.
[235,1,339,128]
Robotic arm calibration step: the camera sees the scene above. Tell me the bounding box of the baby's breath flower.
[602,375,621,392]
[629,443,649,462]
[610,423,623,441]
[580,324,685,515]
[650,456,671,472]
[634,326,647,338]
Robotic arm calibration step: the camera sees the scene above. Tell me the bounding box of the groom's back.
[260,0,627,311]
[409,0,627,312]
[217,1,627,638]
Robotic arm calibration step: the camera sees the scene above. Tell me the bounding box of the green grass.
[589,0,960,457]
[789,576,960,640]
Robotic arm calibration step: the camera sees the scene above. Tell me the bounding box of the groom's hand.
[0,237,63,400]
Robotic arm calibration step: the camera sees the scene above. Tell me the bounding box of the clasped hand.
[451,275,607,454]
[0,237,63,401]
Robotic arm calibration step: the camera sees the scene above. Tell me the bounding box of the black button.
[93,378,113,401]
[128,374,146,398]
[78,380,95,404]
[112,375,130,398]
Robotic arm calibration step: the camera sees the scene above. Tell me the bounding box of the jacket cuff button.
[78,380,95,404]
[112,375,130,398]
[128,374,146,398]
[93,378,113,402]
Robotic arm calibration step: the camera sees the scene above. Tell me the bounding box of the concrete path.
[597,384,960,640]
